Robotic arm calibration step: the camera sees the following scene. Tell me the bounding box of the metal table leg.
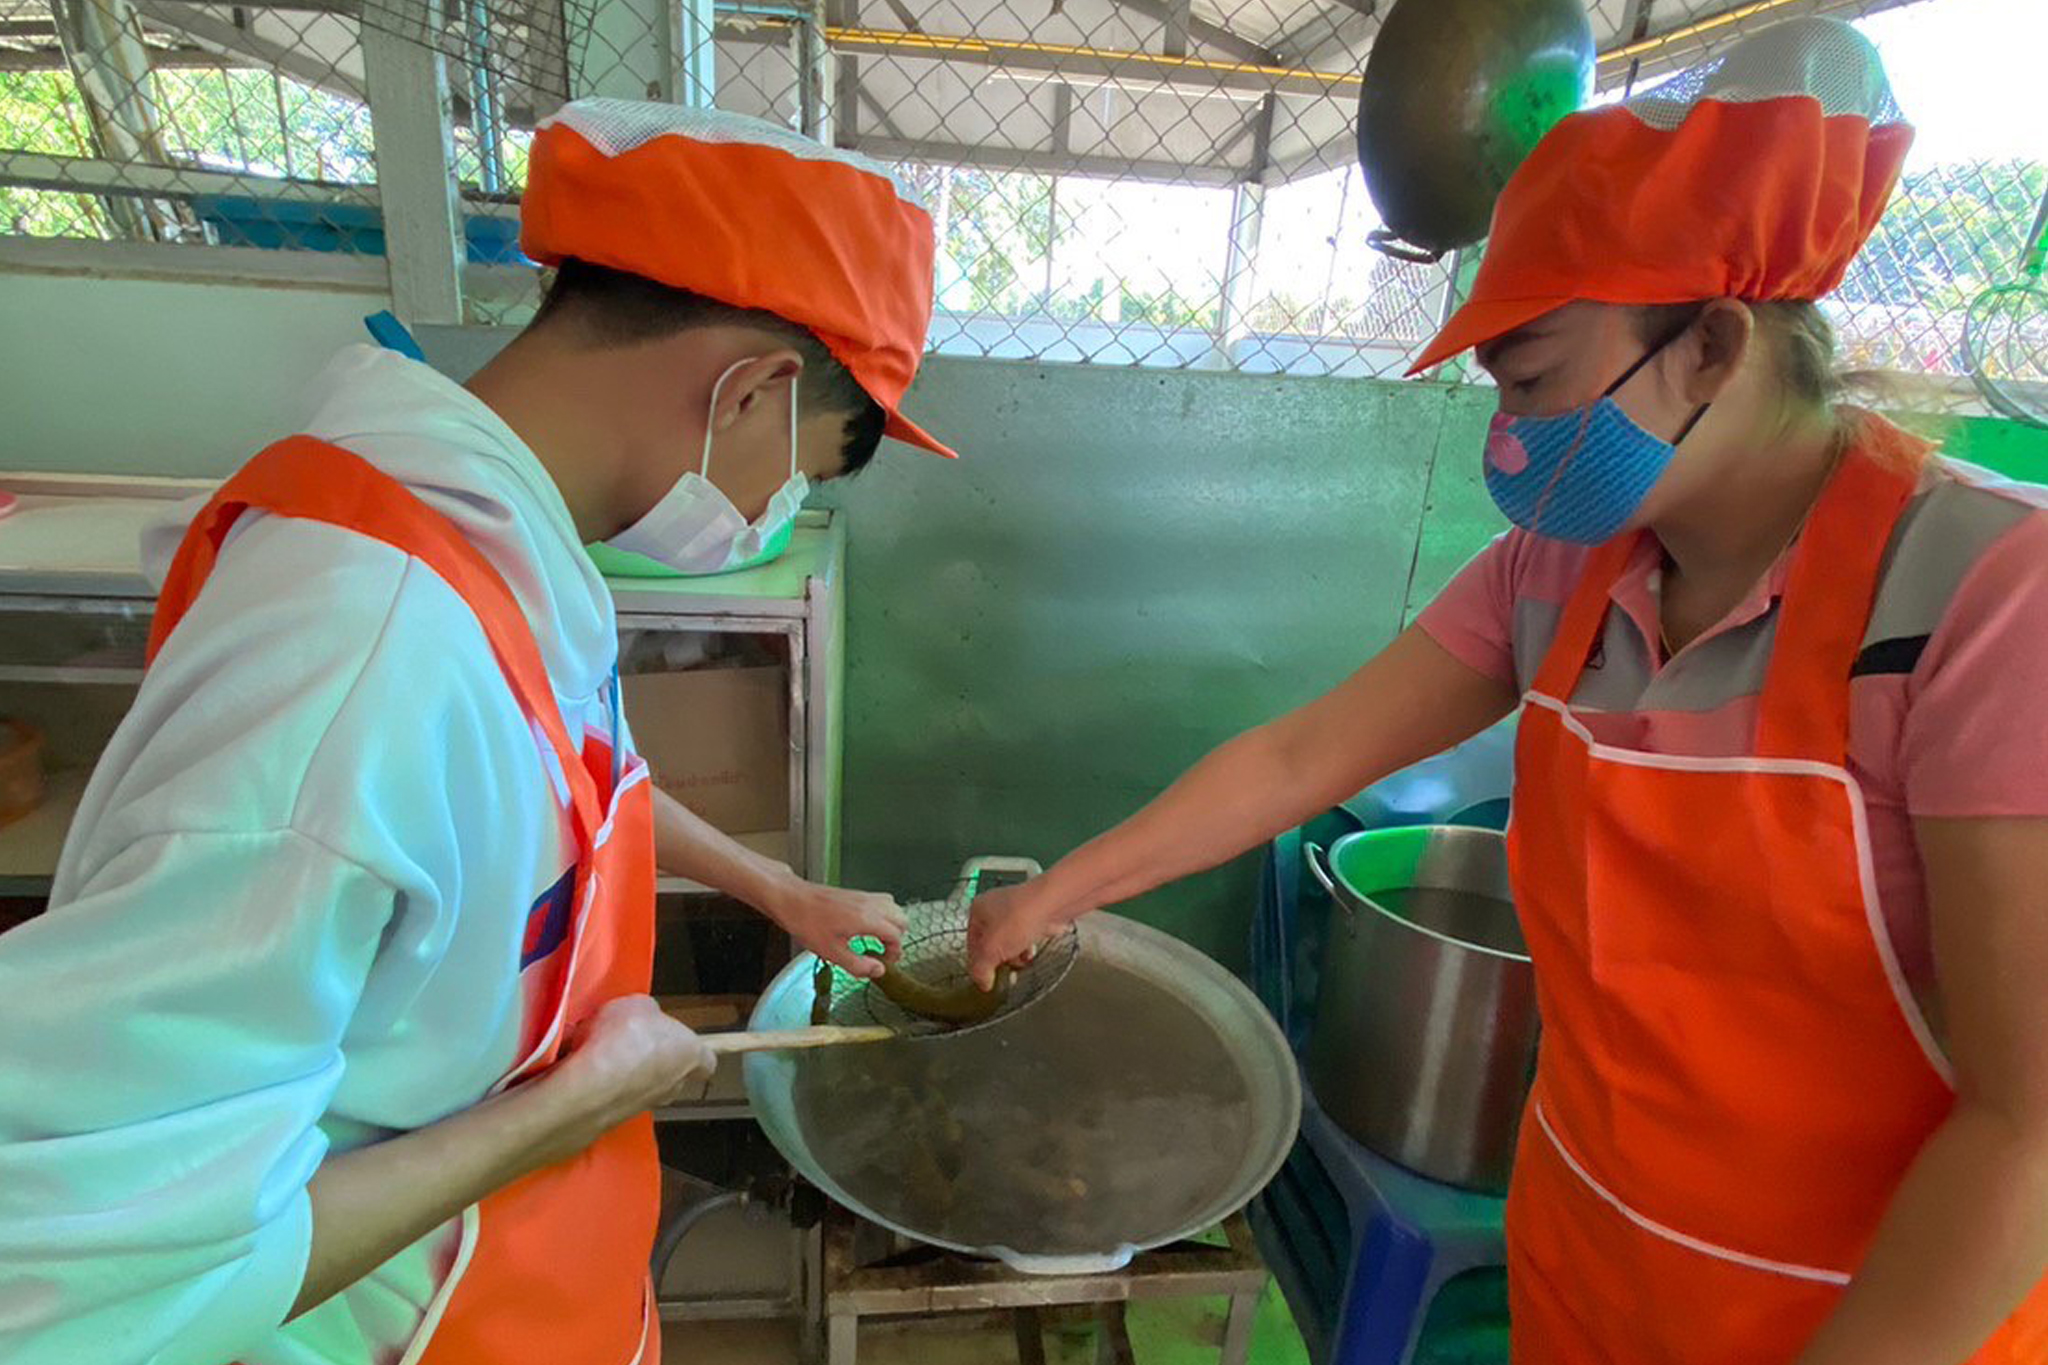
[827,1310,858,1365]
[1221,1287,1260,1365]
[798,1219,825,1365]
[1014,1306,1049,1365]
[1094,1302,1136,1365]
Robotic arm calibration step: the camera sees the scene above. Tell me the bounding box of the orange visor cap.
[522,101,955,458]
[1411,17,1913,375]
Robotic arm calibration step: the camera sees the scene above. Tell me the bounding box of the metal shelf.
[0,767,87,890]
[0,472,839,617]
[654,1071,755,1124]
[656,993,766,1122]
[0,665,145,685]
[0,486,188,598]
[609,514,841,622]
[0,809,797,899]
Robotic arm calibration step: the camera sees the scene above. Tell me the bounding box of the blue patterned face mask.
[1482,334,1710,545]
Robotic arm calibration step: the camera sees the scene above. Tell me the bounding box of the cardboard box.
[624,666,790,836]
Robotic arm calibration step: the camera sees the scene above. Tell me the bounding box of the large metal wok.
[1357,0,1593,262]
[745,913,1301,1275]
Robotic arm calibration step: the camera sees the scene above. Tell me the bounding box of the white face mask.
[604,358,810,576]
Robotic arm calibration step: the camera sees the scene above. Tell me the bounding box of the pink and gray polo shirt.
[1419,457,2048,1040]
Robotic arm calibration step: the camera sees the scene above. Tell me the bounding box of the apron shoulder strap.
[149,435,603,846]
[1755,415,1927,765]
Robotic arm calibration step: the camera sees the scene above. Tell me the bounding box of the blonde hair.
[1634,300,1945,458]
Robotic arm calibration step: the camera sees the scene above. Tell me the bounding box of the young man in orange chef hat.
[0,104,952,1365]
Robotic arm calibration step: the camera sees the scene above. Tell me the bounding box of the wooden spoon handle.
[705,1026,896,1055]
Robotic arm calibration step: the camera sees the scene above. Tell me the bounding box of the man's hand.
[648,787,905,976]
[966,880,1078,990]
[761,875,906,978]
[294,994,713,1320]
[539,995,717,1158]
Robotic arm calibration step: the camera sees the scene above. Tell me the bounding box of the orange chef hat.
[1409,16,1912,376]
[522,102,955,458]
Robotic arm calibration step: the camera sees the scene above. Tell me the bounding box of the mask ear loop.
[1622,314,1715,449]
[786,367,801,483]
[700,358,754,483]
[1525,322,1703,536]
[1670,403,1711,445]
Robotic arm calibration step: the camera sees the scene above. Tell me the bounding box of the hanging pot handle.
[1367,228,1447,265]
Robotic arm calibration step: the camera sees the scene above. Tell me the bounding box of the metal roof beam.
[0,149,381,204]
[821,26,1359,99]
[1105,0,1276,65]
[175,0,361,11]
[1268,2,1370,68]
[0,42,223,67]
[1593,0,1924,88]
[849,133,1239,184]
[1278,0,1924,91]
[132,0,368,101]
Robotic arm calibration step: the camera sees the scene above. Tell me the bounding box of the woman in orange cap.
[971,17,2048,1363]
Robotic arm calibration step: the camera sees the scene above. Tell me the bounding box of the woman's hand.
[966,879,1081,990]
[761,874,907,978]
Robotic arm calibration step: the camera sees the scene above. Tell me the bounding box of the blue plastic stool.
[1301,1086,1506,1364]
[1249,1079,1508,1365]
[1248,724,1517,1364]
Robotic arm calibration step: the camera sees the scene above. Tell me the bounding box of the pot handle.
[986,1243,1138,1276]
[959,855,1043,901]
[1366,228,1447,265]
[1304,841,1341,904]
[961,855,1044,880]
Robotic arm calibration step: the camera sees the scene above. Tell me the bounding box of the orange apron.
[1504,421,2048,1363]
[149,436,660,1365]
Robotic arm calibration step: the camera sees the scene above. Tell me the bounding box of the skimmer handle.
[706,1026,896,1055]
[2020,183,2048,280]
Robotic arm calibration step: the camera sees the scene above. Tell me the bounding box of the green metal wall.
[817,359,1503,967]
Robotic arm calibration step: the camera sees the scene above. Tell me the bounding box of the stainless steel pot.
[1305,825,1537,1193]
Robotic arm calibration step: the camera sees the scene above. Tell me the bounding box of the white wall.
[2,268,389,478]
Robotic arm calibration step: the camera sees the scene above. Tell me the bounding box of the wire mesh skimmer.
[1963,182,2048,430]
[700,856,1080,1056]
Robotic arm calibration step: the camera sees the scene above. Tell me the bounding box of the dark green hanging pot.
[1357,0,1595,263]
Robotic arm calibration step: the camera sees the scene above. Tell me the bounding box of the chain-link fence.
[1,0,377,249]
[2,0,2039,390]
